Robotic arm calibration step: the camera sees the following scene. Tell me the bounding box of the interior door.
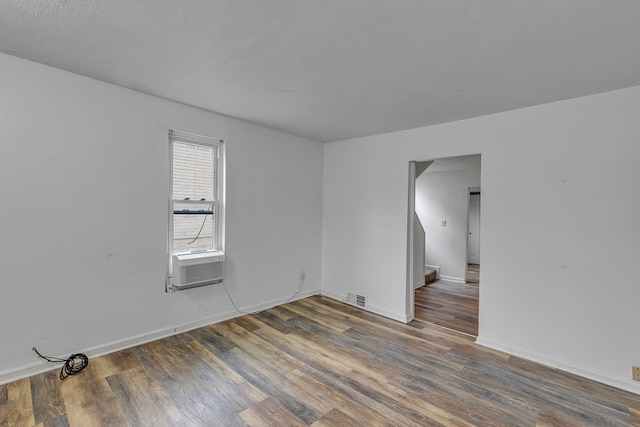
[467,192,481,264]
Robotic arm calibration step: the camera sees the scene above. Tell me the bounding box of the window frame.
[166,130,225,291]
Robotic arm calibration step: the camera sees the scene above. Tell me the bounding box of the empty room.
[1,2,640,426]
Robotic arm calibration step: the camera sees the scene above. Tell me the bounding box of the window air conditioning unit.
[171,251,224,290]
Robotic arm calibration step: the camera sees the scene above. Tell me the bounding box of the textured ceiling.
[1,1,640,142]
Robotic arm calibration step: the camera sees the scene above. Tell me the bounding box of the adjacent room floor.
[414,280,479,336]
[466,263,479,284]
[414,264,480,336]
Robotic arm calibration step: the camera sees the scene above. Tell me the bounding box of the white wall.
[412,213,425,289]
[321,85,640,394]
[0,52,324,382]
[415,167,481,281]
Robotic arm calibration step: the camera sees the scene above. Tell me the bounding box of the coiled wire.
[32,347,89,380]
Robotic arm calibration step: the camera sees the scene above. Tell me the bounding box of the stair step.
[425,269,437,285]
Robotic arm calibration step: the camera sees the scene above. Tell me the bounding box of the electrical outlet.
[633,366,640,381]
[299,271,305,280]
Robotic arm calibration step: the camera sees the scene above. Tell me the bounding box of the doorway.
[466,189,480,285]
[408,154,481,336]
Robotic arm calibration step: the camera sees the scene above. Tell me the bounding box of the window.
[167,130,224,291]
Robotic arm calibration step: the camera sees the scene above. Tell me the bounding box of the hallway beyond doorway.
[414,280,479,336]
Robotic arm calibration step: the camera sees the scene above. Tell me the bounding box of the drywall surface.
[322,85,640,393]
[413,213,425,289]
[0,52,323,382]
[415,168,481,281]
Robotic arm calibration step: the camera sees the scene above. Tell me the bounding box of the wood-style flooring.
[2,295,639,426]
[415,280,479,336]
[466,264,480,284]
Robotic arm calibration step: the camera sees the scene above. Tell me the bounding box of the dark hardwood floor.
[415,280,479,336]
[2,295,639,426]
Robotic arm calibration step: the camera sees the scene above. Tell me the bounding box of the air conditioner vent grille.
[172,251,224,290]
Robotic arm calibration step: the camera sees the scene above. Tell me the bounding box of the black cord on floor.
[32,347,89,380]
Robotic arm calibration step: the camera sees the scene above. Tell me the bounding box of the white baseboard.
[225,288,319,315]
[414,280,425,289]
[475,337,640,396]
[439,275,465,283]
[320,290,409,323]
[0,288,320,386]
